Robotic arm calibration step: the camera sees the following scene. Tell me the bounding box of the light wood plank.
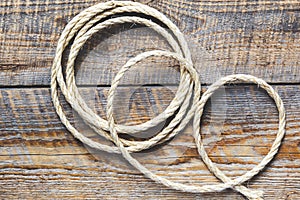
[0,85,299,199]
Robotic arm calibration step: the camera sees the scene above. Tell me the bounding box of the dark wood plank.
[0,85,299,199]
[1,0,300,86]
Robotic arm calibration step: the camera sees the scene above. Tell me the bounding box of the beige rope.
[65,16,194,152]
[192,74,286,199]
[51,0,195,153]
[51,1,286,199]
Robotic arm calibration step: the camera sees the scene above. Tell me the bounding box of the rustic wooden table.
[1,0,300,199]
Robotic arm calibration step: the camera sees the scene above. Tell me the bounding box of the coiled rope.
[51,1,286,199]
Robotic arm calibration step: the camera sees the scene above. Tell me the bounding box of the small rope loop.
[193,74,286,199]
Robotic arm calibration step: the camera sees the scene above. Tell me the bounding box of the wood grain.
[1,0,300,199]
[1,0,300,86]
[0,85,300,199]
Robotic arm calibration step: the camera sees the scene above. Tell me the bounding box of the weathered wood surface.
[0,0,300,199]
[0,86,300,199]
[1,0,300,85]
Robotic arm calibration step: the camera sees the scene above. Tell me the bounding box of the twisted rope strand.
[51,1,195,153]
[106,51,268,199]
[193,74,286,199]
[65,16,192,150]
[51,1,286,199]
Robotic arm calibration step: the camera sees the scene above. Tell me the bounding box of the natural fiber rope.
[51,1,286,200]
[192,74,286,199]
[51,0,195,153]
[65,16,193,152]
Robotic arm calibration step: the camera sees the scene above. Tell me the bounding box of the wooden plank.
[1,0,300,199]
[0,85,299,199]
[1,0,300,86]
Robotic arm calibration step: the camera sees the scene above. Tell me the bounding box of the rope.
[51,1,286,199]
